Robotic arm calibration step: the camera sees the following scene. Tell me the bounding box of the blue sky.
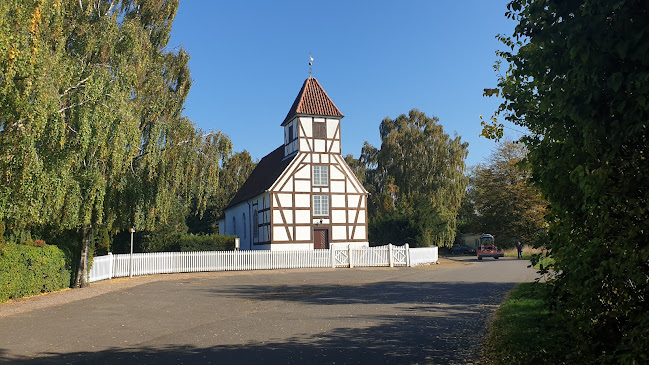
[167,1,521,167]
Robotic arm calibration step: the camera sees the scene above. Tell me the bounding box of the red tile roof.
[282,77,344,126]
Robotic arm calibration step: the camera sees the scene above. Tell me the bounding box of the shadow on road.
[205,280,516,307]
[0,281,519,364]
[0,311,494,364]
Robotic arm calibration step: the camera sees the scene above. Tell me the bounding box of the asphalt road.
[0,256,539,364]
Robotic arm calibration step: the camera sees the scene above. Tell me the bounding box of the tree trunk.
[74,225,92,288]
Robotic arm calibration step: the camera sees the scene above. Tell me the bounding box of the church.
[219,76,369,250]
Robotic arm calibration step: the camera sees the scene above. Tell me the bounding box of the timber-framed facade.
[220,77,369,250]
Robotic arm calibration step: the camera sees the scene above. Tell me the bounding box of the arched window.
[243,213,246,239]
[253,208,258,240]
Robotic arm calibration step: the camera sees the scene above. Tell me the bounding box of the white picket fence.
[89,244,438,283]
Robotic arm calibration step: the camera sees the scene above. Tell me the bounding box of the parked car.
[449,245,476,255]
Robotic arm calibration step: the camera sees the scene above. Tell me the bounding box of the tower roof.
[281,77,344,126]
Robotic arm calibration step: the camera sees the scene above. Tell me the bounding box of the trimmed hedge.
[0,244,71,303]
[178,234,236,252]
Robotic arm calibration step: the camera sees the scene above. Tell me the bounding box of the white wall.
[223,202,251,250]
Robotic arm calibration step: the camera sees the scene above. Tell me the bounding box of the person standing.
[516,241,523,259]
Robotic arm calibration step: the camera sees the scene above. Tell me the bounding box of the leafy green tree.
[0,0,231,287]
[186,150,256,234]
[468,141,548,248]
[485,0,649,362]
[213,150,256,220]
[344,154,367,186]
[361,109,468,247]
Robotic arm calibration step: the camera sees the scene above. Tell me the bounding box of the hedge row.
[177,234,236,252]
[0,244,71,303]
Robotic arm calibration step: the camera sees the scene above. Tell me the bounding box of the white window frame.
[313,165,328,186]
[313,195,329,216]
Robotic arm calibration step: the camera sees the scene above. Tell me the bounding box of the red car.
[477,234,504,260]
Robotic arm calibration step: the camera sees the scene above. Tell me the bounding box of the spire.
[281,77,344,126]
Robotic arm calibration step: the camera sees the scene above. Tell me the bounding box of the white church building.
[219,76,369,250]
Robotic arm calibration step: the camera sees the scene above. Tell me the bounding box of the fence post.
[129,228,135,278]
[405,243,411,267]
[388,244,394,267]
[108,252,113,280]
[348,245,353,268]
[330,247,336,268]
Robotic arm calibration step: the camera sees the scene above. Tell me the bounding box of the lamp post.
[129,227,135,278]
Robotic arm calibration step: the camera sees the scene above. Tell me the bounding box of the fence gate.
[391,246,408,266]
[333,249,350,268]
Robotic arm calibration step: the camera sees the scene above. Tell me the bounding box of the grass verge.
[503,248,555,269]
[482,282,569,365]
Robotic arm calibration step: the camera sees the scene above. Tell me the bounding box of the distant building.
[456,233,482,248]
[219,77,369,250]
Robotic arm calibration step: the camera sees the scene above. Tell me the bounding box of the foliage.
[483,283,570,365]
[486,0,649,362]
[367,211,417,246]
[176,233,235,252]
[0,243,70,303]
[361,109,468,247]
[132,232,234,252]
[343,154,367,186]
[0,0,231,287]
[464,140,548,248]
[187,151,256,234]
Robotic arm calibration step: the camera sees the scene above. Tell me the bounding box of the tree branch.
[61,76,90,96]
[58,99,91,113]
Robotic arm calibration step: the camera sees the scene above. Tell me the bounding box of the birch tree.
[0,0,230,287]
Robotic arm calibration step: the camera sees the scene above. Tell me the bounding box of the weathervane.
[309,53,314,77]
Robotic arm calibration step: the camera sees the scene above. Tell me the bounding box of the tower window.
[313,122,326,139]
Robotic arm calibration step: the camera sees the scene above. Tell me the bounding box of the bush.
[177,234,235,252]
[368,211,431,247]
[0,244,71,303]
[136,232,236,253]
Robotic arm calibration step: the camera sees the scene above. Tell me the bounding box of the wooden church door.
[313,228,329,249]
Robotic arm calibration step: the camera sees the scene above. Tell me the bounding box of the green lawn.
[503,248,555,270]
[482,282,569,365]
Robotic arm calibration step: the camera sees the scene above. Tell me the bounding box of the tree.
[468,140,548,248]
[361,109,469,247]
[187,150,256,234]
[486,1,649,362]
[0,0,231,287]
[344,154,366,186]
